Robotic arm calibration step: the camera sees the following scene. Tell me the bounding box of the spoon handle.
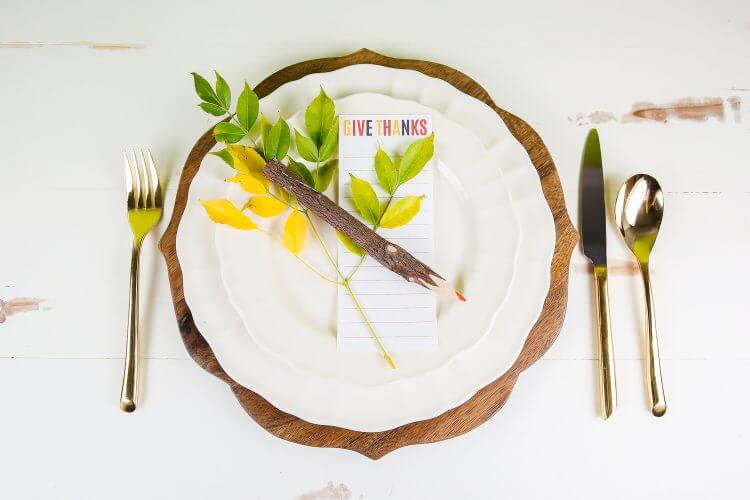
[594,266,617,419]
[640,264,667,416]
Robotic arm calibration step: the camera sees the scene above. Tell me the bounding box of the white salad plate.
[177,64,555,431]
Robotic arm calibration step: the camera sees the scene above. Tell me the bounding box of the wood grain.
[159,49,577,459]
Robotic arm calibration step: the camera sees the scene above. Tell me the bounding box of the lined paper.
[337,114,437,352]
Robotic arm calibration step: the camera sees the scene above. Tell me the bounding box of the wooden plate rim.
[159,49,578,459]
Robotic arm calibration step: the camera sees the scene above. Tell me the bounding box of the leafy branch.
[345,133,434,280]
[191,72,259,144]
[192,71,441,369]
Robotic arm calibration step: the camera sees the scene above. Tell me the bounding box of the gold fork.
[121,149,162,412]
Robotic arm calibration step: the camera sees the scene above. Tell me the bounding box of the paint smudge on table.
[573,260,652,276]
[571,110,618,124]
[298,482,353,500]
[0,297,45,323]
[625,97,725,123]
[0,41,144,50]
[571,96,743,125]
[727,96,742,122]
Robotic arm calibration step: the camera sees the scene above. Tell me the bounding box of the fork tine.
[141,149,156,208]
[136,149,152,208]
[124,150,139,207]
[123,150,133,195]
[130,149,142,208]
[145,149,162,207]
[133,149,147,209]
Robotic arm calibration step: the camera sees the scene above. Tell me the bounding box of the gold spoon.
[615,174,667,417]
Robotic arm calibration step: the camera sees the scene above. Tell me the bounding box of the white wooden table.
[2,1,749,498]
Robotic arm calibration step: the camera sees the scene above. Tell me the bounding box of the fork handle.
[120,241,141,412]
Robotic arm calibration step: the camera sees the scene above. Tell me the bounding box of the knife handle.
[594,266,617,419]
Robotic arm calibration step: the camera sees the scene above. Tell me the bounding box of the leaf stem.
[379,192,397,221]
[343,280,396,369]
[312,160,320,188]
[295,256,343,285]
[346,254,367,281]
[259,227,341,285]
[303,210,347,282]
[300,200,395,368]
[266,189,296,209]
[222,110,257,147]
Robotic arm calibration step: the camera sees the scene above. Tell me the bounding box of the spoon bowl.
[615,173,667,417]
[615,174,664,263]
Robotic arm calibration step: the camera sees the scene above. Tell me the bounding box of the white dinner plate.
[177,65,555,431]
[218,92,518,385]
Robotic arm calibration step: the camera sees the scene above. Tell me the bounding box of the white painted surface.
[1,0,749,498]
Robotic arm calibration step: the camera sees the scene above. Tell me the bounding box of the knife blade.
[579,129,617,419]
[580,129,607,266]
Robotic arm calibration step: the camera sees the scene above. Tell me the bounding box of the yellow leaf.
[246,195,287,218]
[349,174,380,225]
[380,195,424,229]
[226,145,266,175]
[283,209,306,255]
[227,173,268,194]
[336,230,365,256]
[200,199,258,230]
[273,183,294,204]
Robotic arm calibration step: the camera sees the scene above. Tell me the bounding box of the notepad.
[336,114,437,352]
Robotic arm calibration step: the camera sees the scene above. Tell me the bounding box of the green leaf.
[209,148,234,166]
[264,118,291,160]
[191,72,221,106]
[276,122,291,159]
[314,159,337,192]
[336,230,365,256]
[213,122,245,144]
[305,88,336,147]
[199,102,227,116]
[260,114,271,144]
[374,147,398,194]
[380,195,424,228]
[317,117,339,162]
[236,82,259,132]
[214,71,231,110]
[295,130,319,162]
[398,133,434,184]
[287,159,315,187]
[349,174,380,225]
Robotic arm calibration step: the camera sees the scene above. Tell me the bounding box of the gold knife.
[579,129,617,419]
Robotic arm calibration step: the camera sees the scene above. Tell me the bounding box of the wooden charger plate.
[160,49,577,459]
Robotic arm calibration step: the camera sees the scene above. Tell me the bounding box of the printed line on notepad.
[342,320,434,324]
[341,306,434,310]
[342,195,430,200]
[343,335,435,339]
